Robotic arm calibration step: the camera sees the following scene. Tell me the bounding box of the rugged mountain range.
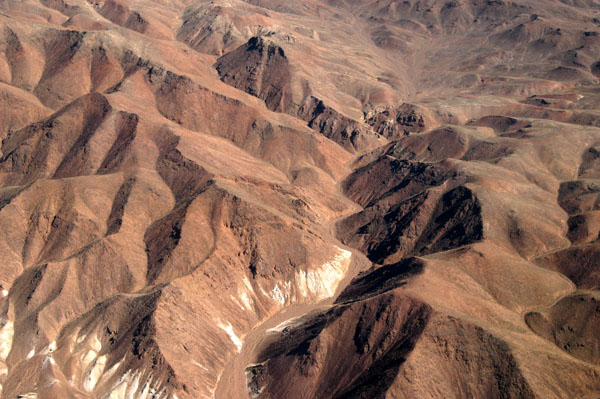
[1,0,600,398]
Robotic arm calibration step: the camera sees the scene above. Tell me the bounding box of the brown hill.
[2,0,600,398]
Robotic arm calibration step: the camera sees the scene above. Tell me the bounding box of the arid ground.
[1,0,600,398]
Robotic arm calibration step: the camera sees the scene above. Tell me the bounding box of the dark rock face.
[248,292,432,399]
[526,293,600,365]
[216,37,381,152]
[337,150,482,265]
[250,268,534,399]
[364,103,427,139]
[1,93,112,184]
[298,95,373,152]
[217,37,293,113]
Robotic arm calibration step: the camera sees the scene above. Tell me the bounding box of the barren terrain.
[1,0,600,398]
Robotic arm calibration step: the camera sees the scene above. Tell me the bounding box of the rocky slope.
[1,0,600,398]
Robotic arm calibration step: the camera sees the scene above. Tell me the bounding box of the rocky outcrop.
[216,37,381,152]
[249,261,535,399]
[337,150,483,264]
[363,103,427,139]
[216,36,294,113]
[0,92,112,185]
[297,95,373,152]
[526,293,600,365]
